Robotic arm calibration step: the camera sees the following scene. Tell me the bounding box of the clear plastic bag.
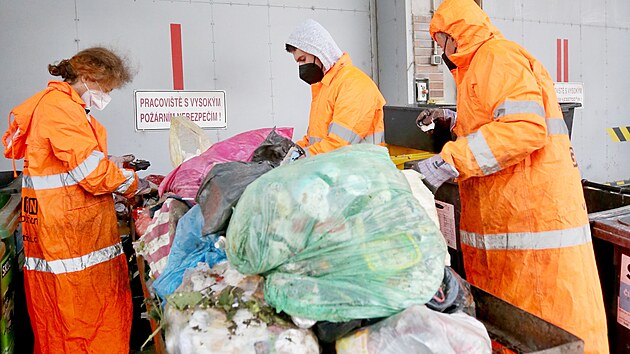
[168,116,212,168]
[336,305,491,354]
[151,205,226,298]
[226,144,447,322]
[164,262,320,354]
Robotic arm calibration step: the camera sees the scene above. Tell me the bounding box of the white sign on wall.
[134,90,227,131]
[553,82,584,105]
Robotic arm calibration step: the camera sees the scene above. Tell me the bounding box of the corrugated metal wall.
[0,0,375,175]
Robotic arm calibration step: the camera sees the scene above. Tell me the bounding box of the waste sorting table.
[472,286,583,353]
[589,203,630,354]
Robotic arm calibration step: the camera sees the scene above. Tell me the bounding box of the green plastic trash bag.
[226,144,447,322]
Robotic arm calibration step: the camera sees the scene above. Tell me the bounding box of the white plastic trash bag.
[336,305,491,354]
[164,262,320,354]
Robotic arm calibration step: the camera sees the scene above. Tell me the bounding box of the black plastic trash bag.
[314,318,384,344]
[426,267,475,315]
[196,161,274,235]
[251,128,296,167]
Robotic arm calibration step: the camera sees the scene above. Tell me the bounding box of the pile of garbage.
[131,121,492,353]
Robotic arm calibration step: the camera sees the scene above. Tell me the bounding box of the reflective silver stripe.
[461,224,591,251]
[467,130,500,175]
[24,243,123,274]
[115,168,136,194]
[308,131,384,146]
[493,100,546,120]
[22,176,34,189]
[23,150,104,190]
[546,118,569,136]
[307,136,322,146]
[328,123,362,144]
[360,131,385,144]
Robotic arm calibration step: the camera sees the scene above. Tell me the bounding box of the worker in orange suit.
[3,47,138,354]
[413,0,608,353]
[285,19,386,157]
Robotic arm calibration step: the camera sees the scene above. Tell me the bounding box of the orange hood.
[429,0,503,74]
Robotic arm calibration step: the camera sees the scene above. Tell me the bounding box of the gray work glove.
[416,109,457,132]
[109,154,135,168]
[412,154,459,193]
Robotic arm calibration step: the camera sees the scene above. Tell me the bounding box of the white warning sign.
[134,90,227,131]
[554,82,584,105]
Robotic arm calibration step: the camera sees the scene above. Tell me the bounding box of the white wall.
[0,0,375,176]
[376,0,415,105]
[483,0,630,182]
[408,0,630,182]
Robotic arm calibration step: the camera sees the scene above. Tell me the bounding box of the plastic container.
[383,104,455,152]
[389,152,434,170]
[383,103,579,152]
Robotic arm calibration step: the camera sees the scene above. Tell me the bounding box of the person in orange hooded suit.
[3,47,138,353]
[285,19,386,157]
[414,1,608,353]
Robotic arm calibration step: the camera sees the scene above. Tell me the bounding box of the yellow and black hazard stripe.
[604,179,630,187]
[607,126,630,142]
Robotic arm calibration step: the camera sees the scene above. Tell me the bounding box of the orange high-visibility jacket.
[3,81,137,353]
[296,53,386,156]
[430,1,608,353]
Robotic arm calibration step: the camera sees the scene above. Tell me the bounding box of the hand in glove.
[124,159,151,171]
[280,145,306,166]
[109,154,135,168]
[416,109,457,132]
[412,154,459,193]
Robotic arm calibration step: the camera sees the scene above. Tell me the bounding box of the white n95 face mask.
[82,82,112,111]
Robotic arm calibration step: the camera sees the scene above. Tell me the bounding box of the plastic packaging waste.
[169,116,213,168]
[159,127,293,200]
[336,305,491,354]
[314,319,382,344]
[133,198,191,278]
[250,128,296,167]
[427,267,475,315]
[400,169,439,228]
[196,161,274,235]
[164,262,320,354]
[227,144,447,321]
[152,205,226,298]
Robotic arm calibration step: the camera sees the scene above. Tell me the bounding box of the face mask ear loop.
[313,56,323,72]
